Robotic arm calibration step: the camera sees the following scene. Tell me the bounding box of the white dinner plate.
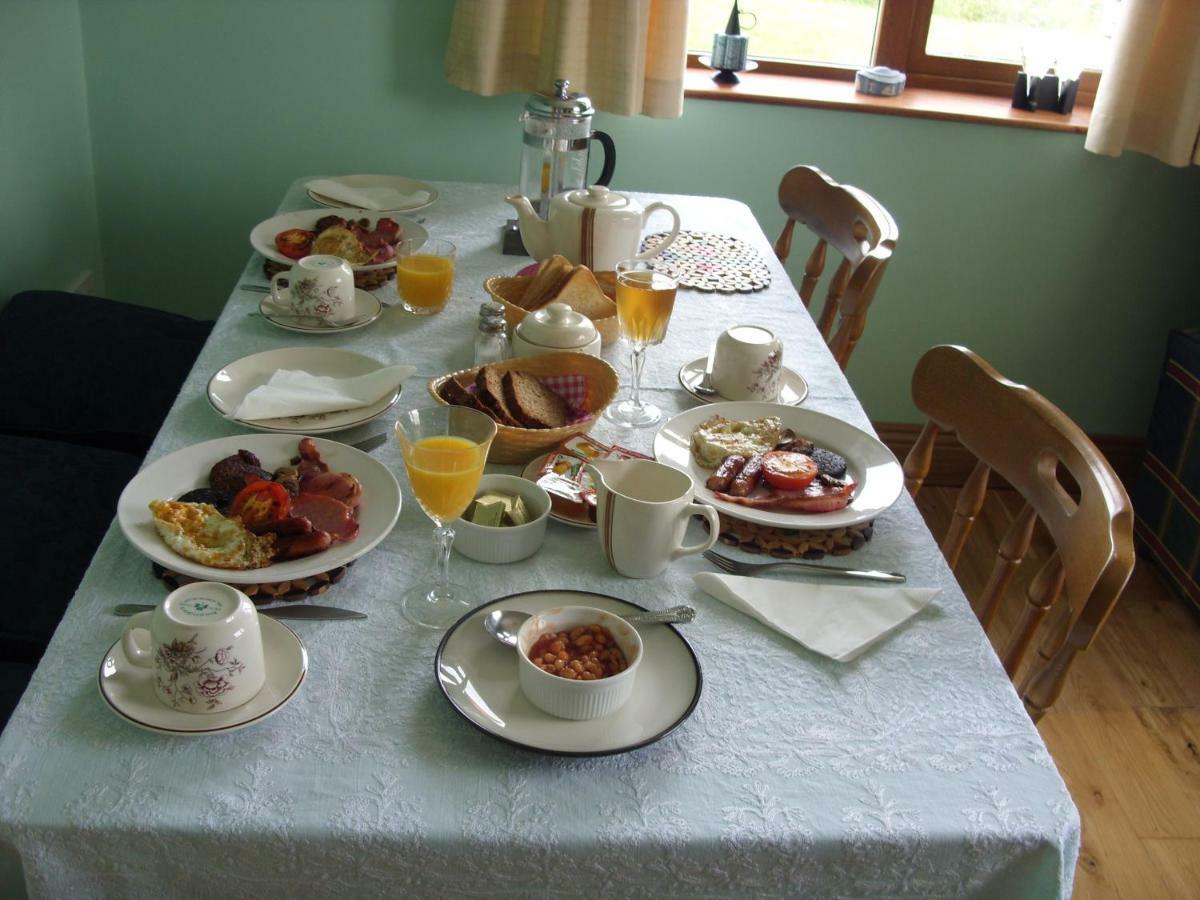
[436,590,702,756]
[249,208,428,272]
[305,174,439,213]
[206,347,403,435]
[654,401,903,529]
[678,356,810,406]
[98,616,307,736]
[118,433,402,584]
[258,289,383,334]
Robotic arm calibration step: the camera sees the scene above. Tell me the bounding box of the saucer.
[98,616,307,735]
[259,289,383,334]
[436,590,702,756]
[520,453,595,529]
[678,356,809,406]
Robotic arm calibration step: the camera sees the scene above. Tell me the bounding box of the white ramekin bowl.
[516,605,643,720]
[454,474,551,564]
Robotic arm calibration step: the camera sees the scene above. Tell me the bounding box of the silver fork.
[703,549,906,584]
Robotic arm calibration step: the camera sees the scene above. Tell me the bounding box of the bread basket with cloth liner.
[484,272,619,346]
[428,352,618,464]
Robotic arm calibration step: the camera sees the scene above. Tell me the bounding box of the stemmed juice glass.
[394,406,497,629]
[395,238,456,315]
[605,259,679,428]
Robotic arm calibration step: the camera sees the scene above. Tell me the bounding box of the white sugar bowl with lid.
[511,302,602,358]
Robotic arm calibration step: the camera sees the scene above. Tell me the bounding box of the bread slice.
[552,267,617,319]
[518,255,574,310]
[438,377,493,417]
[502,371,569,429]
[474,366,522,426]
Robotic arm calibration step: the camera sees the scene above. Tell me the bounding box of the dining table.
[0,179,1080,898]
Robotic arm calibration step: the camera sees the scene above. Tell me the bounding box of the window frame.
[688,0,1101,106]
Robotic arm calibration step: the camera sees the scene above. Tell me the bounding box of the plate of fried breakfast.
[250,207,428,272]
[653,401,904,529]
[117,434,401,584]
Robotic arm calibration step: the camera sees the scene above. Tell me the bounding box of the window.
[686,0,1119,102]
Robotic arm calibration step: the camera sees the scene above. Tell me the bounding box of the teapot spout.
[505,194,552,261]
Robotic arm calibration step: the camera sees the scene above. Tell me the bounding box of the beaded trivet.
[152,562,352,604]
[701,514,874,559]
[640,230,772,293]
[263,259,394,291]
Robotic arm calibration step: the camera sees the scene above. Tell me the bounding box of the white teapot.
[506,185,681,272]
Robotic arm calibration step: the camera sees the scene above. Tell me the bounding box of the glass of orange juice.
[606,259,678,428]
[394,406,497,628]
[395,238,456,316]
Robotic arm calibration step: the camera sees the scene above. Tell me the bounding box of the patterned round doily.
[701,514,874,559]
[641,230,772,293]
[152,561,352,604]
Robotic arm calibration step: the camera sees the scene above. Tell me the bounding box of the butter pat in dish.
[454,474,550,563]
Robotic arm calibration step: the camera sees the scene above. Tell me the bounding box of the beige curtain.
[445,0,689,118]
[1085,0,1200,166]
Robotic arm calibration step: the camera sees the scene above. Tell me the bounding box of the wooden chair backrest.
[904,345,1135,720]
[774,165,898,371]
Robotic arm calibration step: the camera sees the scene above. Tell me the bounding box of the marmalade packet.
[535,433,652,522]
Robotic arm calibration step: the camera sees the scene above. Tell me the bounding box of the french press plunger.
[518,79,616,220]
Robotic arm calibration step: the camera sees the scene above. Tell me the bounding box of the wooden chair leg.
[941,459,991,569]
[1022,636,1081,721]
[976,503,1037,629]
[1003,554,1064,678]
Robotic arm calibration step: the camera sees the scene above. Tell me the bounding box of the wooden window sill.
[684,67,1091,134]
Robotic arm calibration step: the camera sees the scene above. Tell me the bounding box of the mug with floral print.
[120,582,267,714]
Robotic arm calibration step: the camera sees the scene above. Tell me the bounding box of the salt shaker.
[474,301,510,365]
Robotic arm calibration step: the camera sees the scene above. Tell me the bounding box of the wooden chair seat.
[774,165,898,371]
[903,345,1135,720]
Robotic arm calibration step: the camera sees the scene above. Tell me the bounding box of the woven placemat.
[152,562,352,604]
[702,514,874,559]
[263,259,394,291]
[641,230,772,293]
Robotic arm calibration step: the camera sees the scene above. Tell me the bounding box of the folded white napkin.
[232,366,415,420]
[693,572,937,662]
[306,178,430,211]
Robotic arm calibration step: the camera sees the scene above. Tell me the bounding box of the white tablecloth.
[0,181,1078,898]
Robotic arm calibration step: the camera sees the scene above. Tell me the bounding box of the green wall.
[74,0,1198,434]
[1,0,103,306]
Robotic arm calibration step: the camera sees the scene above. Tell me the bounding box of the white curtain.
[444,0,690,118]
[1085,0,1200,166]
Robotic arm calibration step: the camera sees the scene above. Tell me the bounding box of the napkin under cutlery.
[232,366,415,420]
[306,179,431,211]
[693,572,937,662]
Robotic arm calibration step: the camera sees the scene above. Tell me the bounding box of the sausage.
[290,493,360,543]
[246,515,313,537]
[706,454,747,492]
[273,530,334,560]
[729,453,765,496]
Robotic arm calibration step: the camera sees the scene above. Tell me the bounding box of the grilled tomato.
[230,479,291,526]
[274,228,315,260]
[761,451,819,492]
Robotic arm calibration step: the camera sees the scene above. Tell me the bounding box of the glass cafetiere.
[519,79,616,220]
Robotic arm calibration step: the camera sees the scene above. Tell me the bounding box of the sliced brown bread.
[502,370,569,429]
[474,366,522,426]
[438,377,492,416]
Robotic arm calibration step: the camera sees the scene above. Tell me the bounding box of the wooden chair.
[904,345,1135,721]
[774,165,898,371]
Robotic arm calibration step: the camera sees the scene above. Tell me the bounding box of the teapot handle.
[635,203,681,261]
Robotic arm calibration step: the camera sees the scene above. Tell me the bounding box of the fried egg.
[311,226,370,265]
[690,415,784,469]
[149,500,275,570]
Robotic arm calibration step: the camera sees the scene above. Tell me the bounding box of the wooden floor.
[914,487,1200,900]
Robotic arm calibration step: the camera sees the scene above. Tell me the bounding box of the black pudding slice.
[810,448,847,478]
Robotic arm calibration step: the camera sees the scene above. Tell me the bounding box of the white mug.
[711,325,784,401]
[271,254,356,323]
[589,459,719,579]
[121,582,267,714]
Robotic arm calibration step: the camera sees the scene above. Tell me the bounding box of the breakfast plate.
[654,401,904,529]
[436,590,702,756]
[98,616,307,736]
[520,453,595,529]
[118,433,402,584]
[305,175,439,213]
[678,356,809,406]
[206,347,403,435]
[249,208,428,272]
[258,290,383,334]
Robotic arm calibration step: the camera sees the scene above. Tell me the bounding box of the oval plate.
[654,401,903,529]
[436,590,702,757]
[206,347,403,435]
[118,433,401,584]
[249,208,427,272]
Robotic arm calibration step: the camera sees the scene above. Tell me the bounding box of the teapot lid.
[563,185,630,210]
[523,78,595,121]
[515,302,598,349]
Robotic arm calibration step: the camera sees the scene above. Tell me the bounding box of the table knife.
[113,603,366,620]
[351,433,388,453]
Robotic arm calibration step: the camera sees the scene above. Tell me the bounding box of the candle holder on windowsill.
[1012,71,1078,114]
[699,54,759,85]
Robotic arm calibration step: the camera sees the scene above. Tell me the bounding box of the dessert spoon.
[483,605,695,649]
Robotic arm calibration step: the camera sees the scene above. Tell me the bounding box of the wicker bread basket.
[428,352,619,464]
[484,275,619,346]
